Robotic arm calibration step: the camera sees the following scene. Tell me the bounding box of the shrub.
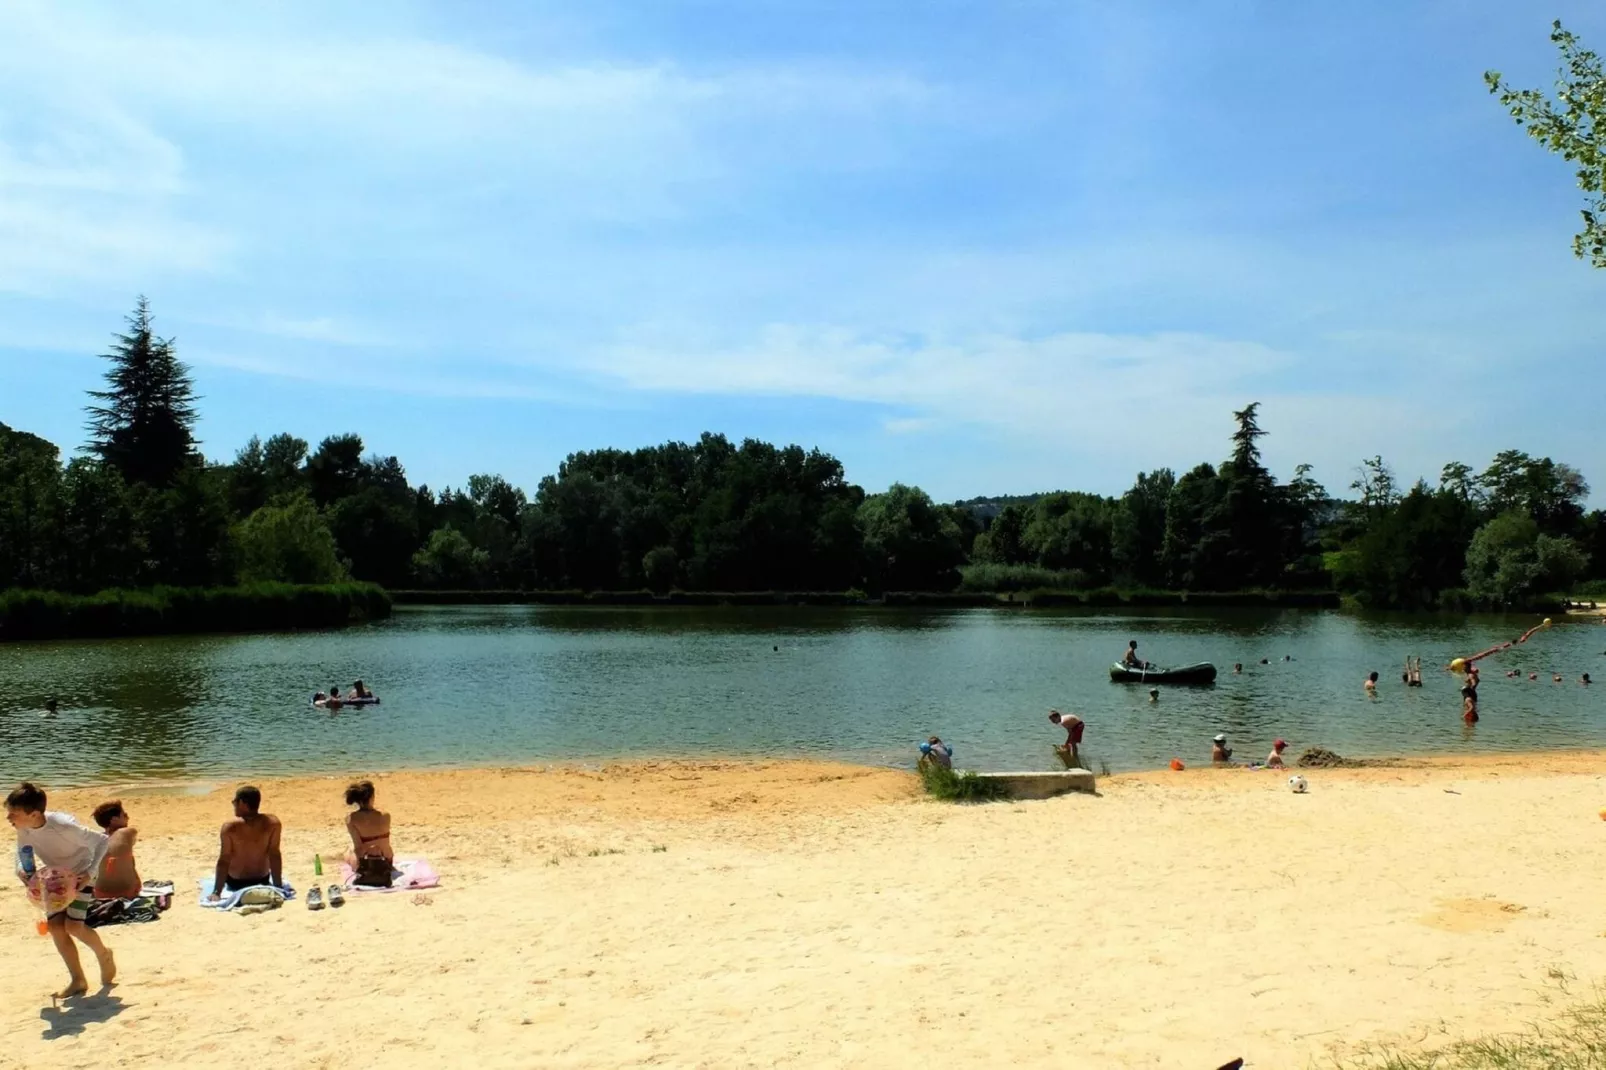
[0,582,391,641]
[959,563,1093,592]
[919,764,1009,802]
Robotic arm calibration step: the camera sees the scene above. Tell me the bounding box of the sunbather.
[345,780,393,887]
[209,786,282,899]
[91,801,142,901]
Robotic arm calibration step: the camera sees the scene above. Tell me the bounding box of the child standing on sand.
[6,783,116,998]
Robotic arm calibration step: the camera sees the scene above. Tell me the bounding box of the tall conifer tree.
[85,296,199,486]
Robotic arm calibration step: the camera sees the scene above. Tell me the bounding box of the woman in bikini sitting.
[344,780,394,887]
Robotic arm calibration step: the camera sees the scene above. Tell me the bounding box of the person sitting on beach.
[90,801,142,901]
[1121,641,1147,669]
[209,786,282,899]
[1211,734,1232,762]
[1049,710,1085,760]
[917,737,954,772]
[345,780,394,887]
[1365,671,1378,692]
[1266,739,1288,769]
[7,782,115,998]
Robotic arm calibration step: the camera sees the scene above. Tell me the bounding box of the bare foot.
[53,979,89,1000]
[97,948,117,987]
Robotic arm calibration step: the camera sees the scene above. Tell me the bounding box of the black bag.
[355,855,393,889]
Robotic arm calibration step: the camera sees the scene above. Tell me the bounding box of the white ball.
[1288,775,1309,794]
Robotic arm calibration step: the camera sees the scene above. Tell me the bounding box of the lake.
[1,606,1602,786]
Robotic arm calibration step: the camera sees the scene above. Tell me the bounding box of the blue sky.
[2,0,1604,502]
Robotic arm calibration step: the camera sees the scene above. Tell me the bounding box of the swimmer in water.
[1233,663,1243,674]
[1365,671,1378,693]
[1148,688,1159,703]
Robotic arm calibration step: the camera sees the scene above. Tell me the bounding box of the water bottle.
[314,853,323,877]
[17,845,35,877]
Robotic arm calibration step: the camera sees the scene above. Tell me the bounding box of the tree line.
[0,299,1601,605]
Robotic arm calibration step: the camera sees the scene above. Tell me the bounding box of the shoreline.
[30,742,1606,796]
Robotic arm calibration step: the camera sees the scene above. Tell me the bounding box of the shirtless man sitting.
[209,786,283,899]
[91,801,142,900]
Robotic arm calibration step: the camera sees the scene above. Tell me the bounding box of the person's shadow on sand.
[39,989,127,1039]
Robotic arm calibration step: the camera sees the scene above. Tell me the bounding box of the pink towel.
[337,857,440,894]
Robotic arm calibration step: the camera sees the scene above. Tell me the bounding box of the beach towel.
[336,857,440,894]
[195,877,296,910]
[87,880,175,927]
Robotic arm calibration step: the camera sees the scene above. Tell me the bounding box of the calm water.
[1,606,1602,786]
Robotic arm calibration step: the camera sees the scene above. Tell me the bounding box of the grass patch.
[1335,988,1606,1068]
[918,763,1009,802]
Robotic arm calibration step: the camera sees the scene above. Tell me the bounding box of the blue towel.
[196,877,296,910]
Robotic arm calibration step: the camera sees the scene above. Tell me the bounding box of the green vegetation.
[918,763,1009,802]
[1487,22,1606,267]
[1336,988,1606,1068]
[0,583,390,641]
[1,302,1600,617]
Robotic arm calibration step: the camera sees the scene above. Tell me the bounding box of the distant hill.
[951,492,1053,520]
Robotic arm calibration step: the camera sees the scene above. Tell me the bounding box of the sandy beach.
[4,753,1606,1068]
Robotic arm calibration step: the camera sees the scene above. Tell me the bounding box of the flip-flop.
[307,887,324,911]
[327,885,345,908]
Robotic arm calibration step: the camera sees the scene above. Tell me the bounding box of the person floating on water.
[1365,671,1379,693]
[1148,688,1159,703]
[1121,641,1148,669]
[1211,734,1232,763]
[1584,673,1593,686]
[918,736,954,772]
[350,680,371,700]
[43,698,58,718]
[1049,710,1085,761]
[1233,663,1243,675]
[1266,739,1288,769]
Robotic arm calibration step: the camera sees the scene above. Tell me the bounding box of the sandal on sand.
[306,887,324,911]
[327,885,345,908]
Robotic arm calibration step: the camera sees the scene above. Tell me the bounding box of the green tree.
[85,297,199,487]
[859,484,964,593]
[1160,463,1224,588]
[1333,483,1481,608]
[1021,492,1117,579]
[1464,511,1588,606]
[1111,469,1175,585]
[1487,22,1606,265]
[59,459,139,592]
[235,493,347,584]
[411,527,490,589]
[305,434,368,507]
[0,422,64,588]
[972,503,1029,565]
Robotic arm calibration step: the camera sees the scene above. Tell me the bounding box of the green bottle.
[314,853,323,877]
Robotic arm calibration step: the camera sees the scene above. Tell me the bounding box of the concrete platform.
[975,769,1096,800]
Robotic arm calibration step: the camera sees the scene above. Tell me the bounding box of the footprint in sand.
[1418,897,1527,933]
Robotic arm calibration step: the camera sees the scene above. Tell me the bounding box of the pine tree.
[85,297,200,486]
